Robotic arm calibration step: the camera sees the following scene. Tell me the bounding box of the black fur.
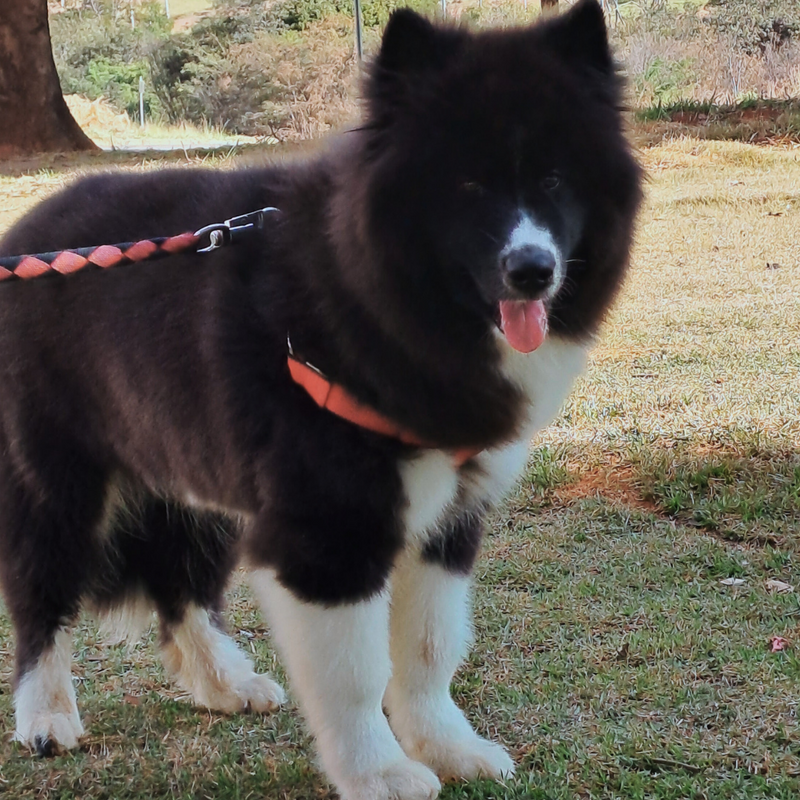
[91,499,238,626]
[423,513,485,575]
[0,0,641,693]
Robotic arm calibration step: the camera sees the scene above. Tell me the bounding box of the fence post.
[441,0,447,17]
[353,0,363,63]
[139,76,145,128]
[165,0,170,18]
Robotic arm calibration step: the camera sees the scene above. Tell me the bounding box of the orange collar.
[287,355,481,466]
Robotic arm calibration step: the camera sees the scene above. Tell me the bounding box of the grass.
[634,99,800,147]
[0,137,799,798]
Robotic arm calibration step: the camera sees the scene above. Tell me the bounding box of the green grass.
[3,501,799,798]
[0,140,799,798]
[633,99,800,147]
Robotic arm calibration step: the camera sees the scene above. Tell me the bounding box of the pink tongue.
[499,299,548,353]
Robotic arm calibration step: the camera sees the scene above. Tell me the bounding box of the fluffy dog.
[0,2,641,798]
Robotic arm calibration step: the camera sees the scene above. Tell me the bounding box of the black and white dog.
[0,2,641,798]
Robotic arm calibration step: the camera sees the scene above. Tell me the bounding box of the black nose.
[502,246,556,294]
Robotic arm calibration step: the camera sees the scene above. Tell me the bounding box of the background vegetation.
[49,0,800,141]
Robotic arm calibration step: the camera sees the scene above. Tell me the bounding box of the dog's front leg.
[250,567,441,800]
[384,526,515,783]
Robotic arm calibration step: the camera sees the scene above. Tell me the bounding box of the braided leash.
[0,207,278,283]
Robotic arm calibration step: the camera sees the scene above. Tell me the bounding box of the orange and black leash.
[0,207,278,282]
[0,202,480,461]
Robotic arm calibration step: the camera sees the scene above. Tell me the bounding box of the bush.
[615,0,800,108]
[145,0,438,137]
[214,0,439,32]
[50,0,800,139]
[51,0,171,121]
[149,14,361,138]
[708,0,800,54]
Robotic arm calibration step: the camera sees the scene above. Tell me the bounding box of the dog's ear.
[366,11,464,132]
[376,10,456,77]
[544,0,613,77]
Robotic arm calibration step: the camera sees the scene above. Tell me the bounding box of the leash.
[0,207,278,282]
[0,203,479,463]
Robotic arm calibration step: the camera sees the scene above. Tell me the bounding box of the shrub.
[49,0,800,139]
[51,0,171,121]
[708,0,800,54]
[615,0,800,108]
[214,0,439,32]
[149,14,362,138]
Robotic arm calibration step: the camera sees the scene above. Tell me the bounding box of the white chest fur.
[400,336,589,544]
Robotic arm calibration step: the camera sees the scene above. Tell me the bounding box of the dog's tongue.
[499,299,548,353]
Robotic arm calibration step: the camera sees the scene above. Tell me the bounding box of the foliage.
[708,0,800,54]
[49,0,800,138]
[213,0,439,32]
[634,55,697,106]
[616,0,800,110]
[51,0,171,120]
[148,14,358,137]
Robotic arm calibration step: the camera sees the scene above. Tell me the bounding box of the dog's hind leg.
[160,603,285,713]
[0,448,109,756]
[113,500,285,714]
[384,518,515,782]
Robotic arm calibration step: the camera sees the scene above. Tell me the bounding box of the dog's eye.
[541,172,561,191]
[460,180,486,196]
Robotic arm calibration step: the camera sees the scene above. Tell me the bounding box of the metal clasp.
[195,206,279,253]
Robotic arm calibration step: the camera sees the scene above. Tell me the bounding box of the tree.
[0,0,98,158]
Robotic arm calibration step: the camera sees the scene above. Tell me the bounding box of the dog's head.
[358,0,642,349]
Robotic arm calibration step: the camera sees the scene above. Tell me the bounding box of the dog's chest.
[400,336,588,544]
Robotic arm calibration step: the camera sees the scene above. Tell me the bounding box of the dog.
[0,2,641,798]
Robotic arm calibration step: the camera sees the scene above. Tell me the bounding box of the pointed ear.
[546,0,613,77]
[375,9,463,79]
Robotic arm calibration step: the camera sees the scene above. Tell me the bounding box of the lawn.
[0,136,798,799]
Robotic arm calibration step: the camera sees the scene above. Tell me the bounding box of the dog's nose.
[502,246,556,294]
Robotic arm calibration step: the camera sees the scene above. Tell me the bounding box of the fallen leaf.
[766,262,782,270]
[769,636,789,652]
[122,694,141,706]
[720,578,747,587]
[766,579,794,594]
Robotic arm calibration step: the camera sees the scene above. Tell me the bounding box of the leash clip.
[195,206,279,253]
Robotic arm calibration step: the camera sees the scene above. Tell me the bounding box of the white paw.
[235,672,287,713]
[194,671,286,714]
[342,757,442,800]
[405,734,515,782]
[15,709,84,757]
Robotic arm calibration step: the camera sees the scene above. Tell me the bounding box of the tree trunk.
[0,0,98,158]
